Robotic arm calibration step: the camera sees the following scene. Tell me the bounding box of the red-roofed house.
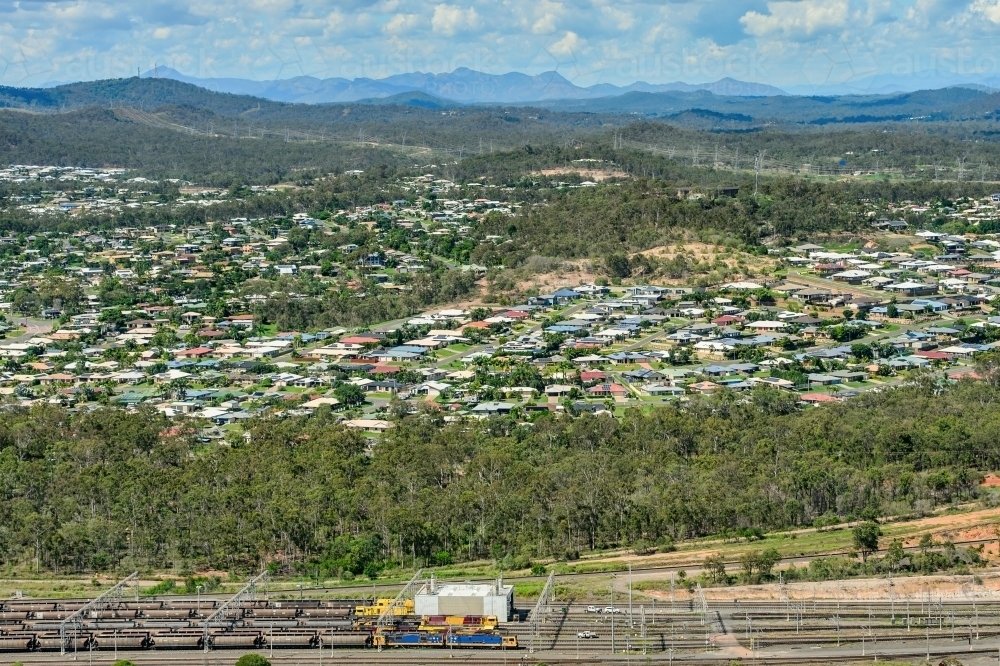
[174,346,213,358]
[587,383,628,397]
[197,329,226,339]
[915,350,953,361]
[580,370,607,382]
[814,263,846,276]
[947,367,982,380]
[339,334,382,345]
[800,393,839,404]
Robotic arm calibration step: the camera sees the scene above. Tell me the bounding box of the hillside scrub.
[0,376,996,575]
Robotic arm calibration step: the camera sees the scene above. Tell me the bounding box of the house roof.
[800,393,839,403]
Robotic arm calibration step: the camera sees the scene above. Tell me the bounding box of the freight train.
[0,597,517,653]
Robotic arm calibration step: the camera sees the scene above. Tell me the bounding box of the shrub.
[235,654,271,666]
[142,579,175,596]
[632,539,655,556]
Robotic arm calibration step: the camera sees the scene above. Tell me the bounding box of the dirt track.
[664,571,1000,603]
[580,504,1000,572]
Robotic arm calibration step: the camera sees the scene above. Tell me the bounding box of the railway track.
[9,593,1000,664]
[12,645,1000,665]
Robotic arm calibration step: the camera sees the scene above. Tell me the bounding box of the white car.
[585,606,600,613]
[603,606,622,614]
[578,631,598,639]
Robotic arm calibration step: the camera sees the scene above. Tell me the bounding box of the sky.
[2,0,1000,92]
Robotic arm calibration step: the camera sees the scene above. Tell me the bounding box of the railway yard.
[5,570,1000,664]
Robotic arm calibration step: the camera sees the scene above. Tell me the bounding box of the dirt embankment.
[643,572,1000,603]
[588,505,1000,571]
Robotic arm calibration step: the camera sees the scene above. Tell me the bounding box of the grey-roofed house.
[471,401,515,415]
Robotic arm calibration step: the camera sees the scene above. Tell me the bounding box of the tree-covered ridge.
[0,378,991,575]
[469,169,998,264]
[0,108,411,185]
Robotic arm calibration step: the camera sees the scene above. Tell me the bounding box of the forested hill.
[0,378,992,574]
[0,108,408,184]
[0,77,275,115]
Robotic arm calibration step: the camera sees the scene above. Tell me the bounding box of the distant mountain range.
[136,66,788,104]
[778,70,1000,96]
[4,74,1000,133]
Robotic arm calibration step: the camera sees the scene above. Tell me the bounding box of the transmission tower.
[529,571,555,653]
[376,569,423,629]
[202,571,269,652]
[754,150,766,195]
[60,572,139,655]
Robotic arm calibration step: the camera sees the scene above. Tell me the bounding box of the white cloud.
[741,0,850,39]
[600,6,635,31]
[384,13,421,34]
[431,4,480,36]
[972,0,1000,24]
[532,13,558,34]
[549,30,584,56]
[323,10,348,34]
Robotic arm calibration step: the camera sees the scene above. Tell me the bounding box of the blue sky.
[2,0,999,91]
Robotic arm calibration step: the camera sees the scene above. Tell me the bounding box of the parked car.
[577,631,598,639]
[585,606,600,613]
[603,606,622,614]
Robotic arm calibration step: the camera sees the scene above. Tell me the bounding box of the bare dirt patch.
[535,167,629,181]
[671,572,1000,603]
[896,509,1000,538]
[981,474,1000,487]
[638,242,725,262]
[514,262,597,293]
[638,242,777,278]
